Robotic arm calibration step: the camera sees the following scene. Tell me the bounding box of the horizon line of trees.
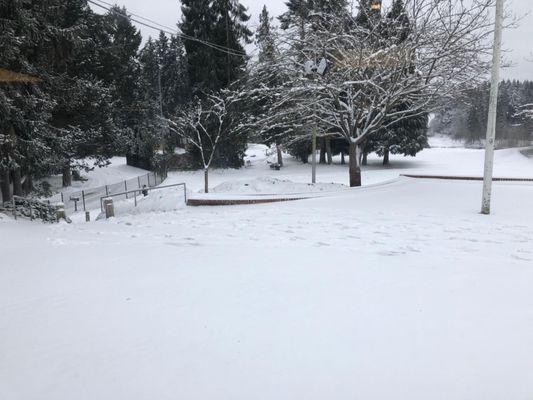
[430,80,533,146]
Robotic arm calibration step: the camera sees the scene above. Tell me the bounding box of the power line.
[87,0,248,58]
[91,0,179,34]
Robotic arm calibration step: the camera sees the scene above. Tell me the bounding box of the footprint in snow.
[511,254,532,262]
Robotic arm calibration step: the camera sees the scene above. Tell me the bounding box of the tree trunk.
[62,165,72,187]
[325,137,333,165]
[341,152,345,165]
[319,137,326,164]
[383,148,390,166]
[22,173,33,195]
[276,144,283,167]
[362,152,368,166]
[349,142,362,187]
[0,170,12,203]
[12,168,23,196]
[204,168,209,194]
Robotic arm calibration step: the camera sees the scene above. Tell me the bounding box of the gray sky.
[91,0,533,80]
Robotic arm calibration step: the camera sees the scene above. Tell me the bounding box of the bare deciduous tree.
[250,0,501,186]
[168,92,239,193]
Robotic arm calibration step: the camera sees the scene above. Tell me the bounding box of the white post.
[311,125,317,184]
[481,0,504,215]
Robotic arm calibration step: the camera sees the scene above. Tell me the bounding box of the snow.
[166,139,533,197]
[1,142,533,400]
[210,177,347,194]
[43,157,150,196]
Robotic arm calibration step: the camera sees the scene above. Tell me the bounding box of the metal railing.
[99,183,187,212]
[49,171,167,213]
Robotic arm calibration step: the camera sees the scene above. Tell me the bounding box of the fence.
[49,171,167,213]
[99,183,187,213]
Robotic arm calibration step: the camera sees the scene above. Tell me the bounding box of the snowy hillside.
[42,157,151,195]
[2,142,533,400]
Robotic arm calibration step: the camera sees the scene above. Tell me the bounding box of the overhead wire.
[87,0,249,58]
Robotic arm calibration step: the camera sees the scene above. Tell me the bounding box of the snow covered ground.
[43,157,150,196]
[210,176,347,195]
[169,140,533,196]
[1,142,533,400]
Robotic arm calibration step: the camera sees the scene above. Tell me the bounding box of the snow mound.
[108,186,187,217]
[428,135,465,148]
[210,177,347,195]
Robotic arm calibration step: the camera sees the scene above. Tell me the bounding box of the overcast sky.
[90,0,532,80]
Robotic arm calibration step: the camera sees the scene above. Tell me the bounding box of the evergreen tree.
[384,0,410,43]
[370,0,427,164]
[355,0,382,29]
[41,0,119,185]
[0,0,53,200]
[211,0,252,88]
[180,0,251,93]
[157,33,190,117]
[279,0,310,31]
[180,0,217,93]
[257,6,277,63]
[180,0,251,168]
[1,0,119,191]
[125,38,162,170]
[430,80,533,146]
[279,0,348,31]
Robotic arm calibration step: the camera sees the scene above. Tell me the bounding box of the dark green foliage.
[159,33,190,116]
[279,0,348,31]
[363,0,427,161]
[124,39,161,170]
[257,6,277,63]
[180,0,251,94]
[355,0,382,29]
[385,0,410,43]
[287,138,312,163]
[179,0,252,168]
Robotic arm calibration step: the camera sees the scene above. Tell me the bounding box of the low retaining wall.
[187,197,305,206]
[401,174,533,182]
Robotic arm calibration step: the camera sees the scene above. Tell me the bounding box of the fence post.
[134,190,137,207]
[147,173,151,187]
[61,192,64,203]
[138,176,141,188]
[12,197,16,220]
[105,185,109,196]
[82,190,86,211]
[103,198,115,219]
[124,181,128,199]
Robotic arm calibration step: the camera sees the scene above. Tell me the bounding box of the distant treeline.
[430,80,533,146]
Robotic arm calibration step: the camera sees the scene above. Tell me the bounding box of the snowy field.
[167,139,533,197]
[1,140,533,400]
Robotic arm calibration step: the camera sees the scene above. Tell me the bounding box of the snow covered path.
[1,177,533,400]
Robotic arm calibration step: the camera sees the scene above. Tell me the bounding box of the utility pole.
[312,121,317,184]
[157,63,167,154]
[481,0,504,215]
